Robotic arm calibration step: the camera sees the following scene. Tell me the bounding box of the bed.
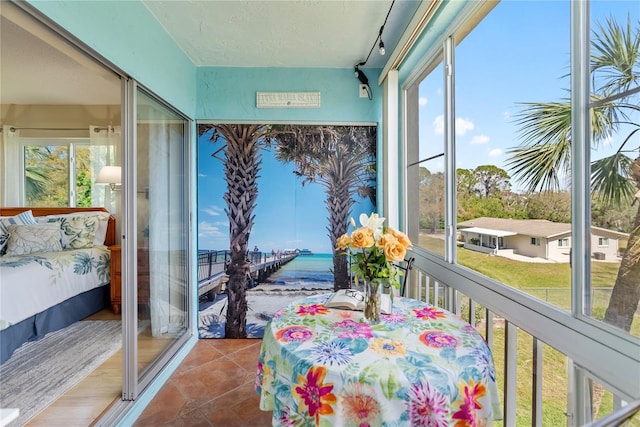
[0,207,116,363]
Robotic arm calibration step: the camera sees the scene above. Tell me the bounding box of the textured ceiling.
[1,1,420,105]
[142,0,421,68]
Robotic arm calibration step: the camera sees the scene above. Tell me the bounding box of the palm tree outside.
[506,15,639,333]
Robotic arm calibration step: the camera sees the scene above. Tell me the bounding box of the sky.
[418,0,639,192]
[198,1,638,252]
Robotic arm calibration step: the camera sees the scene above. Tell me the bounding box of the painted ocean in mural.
[198,254,334,338]
[263,253,334,288]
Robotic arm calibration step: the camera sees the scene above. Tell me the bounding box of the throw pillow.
[37,212,110,246]
[5,223,63,256]
[0,210,37,255]
[39,215,98,249]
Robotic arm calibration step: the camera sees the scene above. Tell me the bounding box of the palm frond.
[591,14,640,96]
[591,153,635,206]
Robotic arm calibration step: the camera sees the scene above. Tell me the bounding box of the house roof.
[458,217,570,238]
[459,227,516,237]
[458,217,629,239]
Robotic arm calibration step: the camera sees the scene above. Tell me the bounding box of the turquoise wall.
[197,67,382,123]
[27,0,197,118]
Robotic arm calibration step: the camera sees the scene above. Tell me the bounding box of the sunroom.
[0,0,638,426]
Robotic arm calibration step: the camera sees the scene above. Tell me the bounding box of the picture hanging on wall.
[196,123,377,338]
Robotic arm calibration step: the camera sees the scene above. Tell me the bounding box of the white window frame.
[18,137,89,207]
[397,0,639,416]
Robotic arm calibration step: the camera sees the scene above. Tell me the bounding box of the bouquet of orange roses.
[336,213,412,321]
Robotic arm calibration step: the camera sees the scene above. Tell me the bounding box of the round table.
[256,293,501,426]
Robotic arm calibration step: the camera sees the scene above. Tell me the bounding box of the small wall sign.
[256,92,321,108]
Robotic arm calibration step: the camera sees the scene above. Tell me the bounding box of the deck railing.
[404,252,639,426]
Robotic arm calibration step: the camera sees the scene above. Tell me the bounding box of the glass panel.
[414,60,446,257]
[588,2,639,337]
[24,144,69,206]
[135,89,189,377]
[454,1,572,311]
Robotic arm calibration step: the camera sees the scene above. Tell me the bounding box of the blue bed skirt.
[0,285,109,364]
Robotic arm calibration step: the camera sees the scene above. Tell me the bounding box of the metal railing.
[405,256,639,426]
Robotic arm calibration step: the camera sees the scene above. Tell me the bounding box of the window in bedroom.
[20,139,112,207]
[21,140,88,207]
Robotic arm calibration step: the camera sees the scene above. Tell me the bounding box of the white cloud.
[489,148,503,157]
[198,221,225,238]
[503,111,511,121]
[433,116,475,136]
[471,135,490,145]
[202,205,224,217]
[455,118,474,135]
[198,172,207,177]
[419,97,428,106]
[433,115,444,134]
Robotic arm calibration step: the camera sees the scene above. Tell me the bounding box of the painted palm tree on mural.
[506,16,640,333]
[199,123,270,338]
[270,125,376,290]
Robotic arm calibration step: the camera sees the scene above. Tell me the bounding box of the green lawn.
[418,235,639,425]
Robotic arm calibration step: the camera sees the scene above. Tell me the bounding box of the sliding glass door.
[121,85,191,398]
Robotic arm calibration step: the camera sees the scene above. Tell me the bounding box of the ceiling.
[0,0,420,105]
[142,0,420,68]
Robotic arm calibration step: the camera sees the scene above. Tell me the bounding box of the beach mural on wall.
[197,124,377,338]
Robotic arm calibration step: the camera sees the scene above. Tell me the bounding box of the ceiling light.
[378,39,385,56]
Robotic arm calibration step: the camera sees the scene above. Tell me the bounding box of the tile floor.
[133,339,273,426]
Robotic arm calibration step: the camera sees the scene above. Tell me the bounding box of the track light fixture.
[354,65,369,85]
[378,25,386,56]
[352,0,395,100]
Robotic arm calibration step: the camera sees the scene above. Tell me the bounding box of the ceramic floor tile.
[135,339,271,426]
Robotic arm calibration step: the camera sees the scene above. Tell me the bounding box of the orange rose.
[376,232,397,250]
[336,234,352,250]
[383,239,407,262]
[389,228,412,249]
[350,227,374,248]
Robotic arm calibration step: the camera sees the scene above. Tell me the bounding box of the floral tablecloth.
[256,294,501,426]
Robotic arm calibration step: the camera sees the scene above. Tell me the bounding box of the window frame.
[398,0,639,404]
[18,137,90,207]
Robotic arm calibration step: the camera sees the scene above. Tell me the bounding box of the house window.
[531,237,540,246]
[20,139,93,207]
[558,239,569,247]
[598,237,609,247]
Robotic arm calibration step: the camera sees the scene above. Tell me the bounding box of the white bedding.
[0,246,110,330]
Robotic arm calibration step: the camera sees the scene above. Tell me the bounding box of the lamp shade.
[95,166,121,186]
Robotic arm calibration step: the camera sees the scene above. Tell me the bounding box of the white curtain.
[1,125,21,206]
[146,120,186,337]
[89,125,121,212]
[147,122,170,337]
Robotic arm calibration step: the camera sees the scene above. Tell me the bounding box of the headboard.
[0,207,116,247]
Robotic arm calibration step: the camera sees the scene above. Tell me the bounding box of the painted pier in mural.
[197,250,297,300]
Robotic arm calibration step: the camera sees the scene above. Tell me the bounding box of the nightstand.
[109,245,123,314]
[109,245,151,314]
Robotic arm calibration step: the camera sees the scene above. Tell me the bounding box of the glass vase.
[382,280,394,312]
[364,279,383,323]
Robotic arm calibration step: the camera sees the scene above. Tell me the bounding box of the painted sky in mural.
[197,129,376,254]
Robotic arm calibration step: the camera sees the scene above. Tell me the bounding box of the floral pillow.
[37,212,109,246]
[38,215,98,249]
[4,224,63,256]
[0,210,37,255]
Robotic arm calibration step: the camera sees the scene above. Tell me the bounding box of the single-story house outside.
[458,217,628,262]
